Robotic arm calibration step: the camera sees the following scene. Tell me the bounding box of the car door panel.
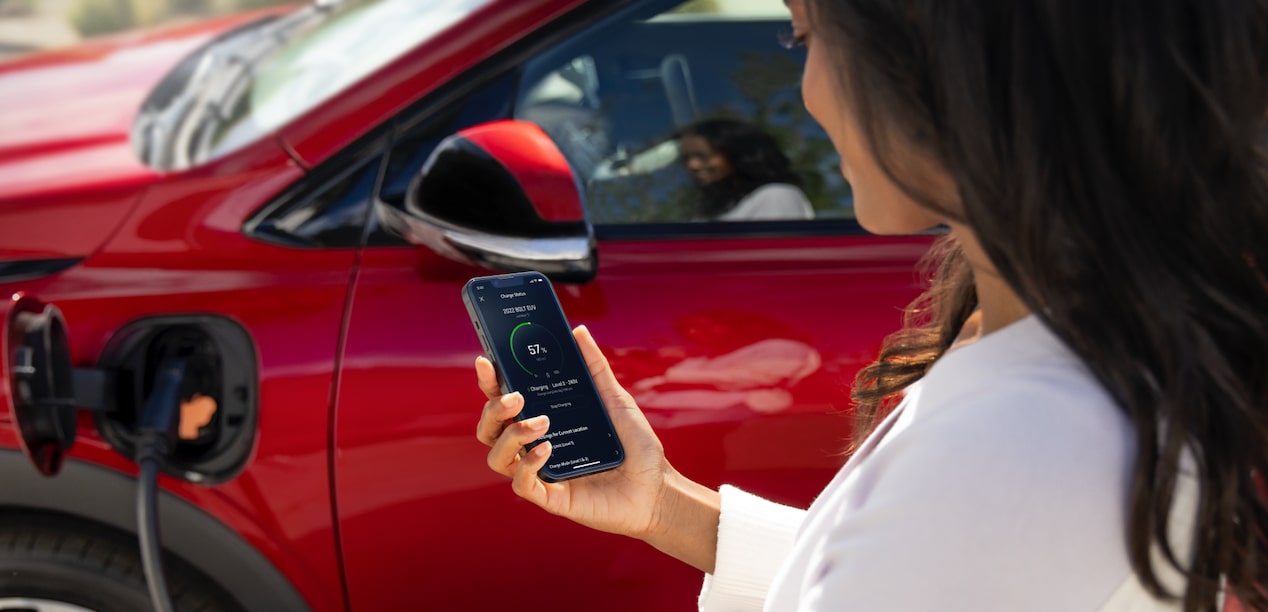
[330,0,931,609]
[332,230,931,610]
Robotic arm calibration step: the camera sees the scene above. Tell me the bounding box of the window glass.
[379,72,517,207]
[204,0,493,163]
[364,71,518,246]
[247,155,381,248]
[515,0,853,225]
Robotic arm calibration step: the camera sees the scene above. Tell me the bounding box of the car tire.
[0,514,242,612]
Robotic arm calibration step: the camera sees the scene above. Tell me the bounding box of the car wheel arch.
[0,450,309,612]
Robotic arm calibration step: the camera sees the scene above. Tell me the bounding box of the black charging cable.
[135,357,187,612]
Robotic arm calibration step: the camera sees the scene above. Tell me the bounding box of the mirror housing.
[386,120,597,283]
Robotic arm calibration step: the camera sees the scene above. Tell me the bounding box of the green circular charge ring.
[508,322,537,376]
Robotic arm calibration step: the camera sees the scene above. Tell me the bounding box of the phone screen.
[463,271,623,481]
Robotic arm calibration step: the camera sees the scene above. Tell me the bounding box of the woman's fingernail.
[501,393,521,409]
[525,415,549,431]
[533,441,552,458]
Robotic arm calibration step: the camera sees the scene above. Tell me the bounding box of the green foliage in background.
[724,51,853,216]
[233,0,294,10]
[668,0,722,14]
[170,0,211,13]
[70,0,293,37]
[72,0,133,36]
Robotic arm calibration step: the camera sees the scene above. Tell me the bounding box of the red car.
[0,0,932,610]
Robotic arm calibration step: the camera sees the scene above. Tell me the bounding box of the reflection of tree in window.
[584,24,854,224]
[719,51,853,217]
[668,0,722,13]
[587,169,697,224]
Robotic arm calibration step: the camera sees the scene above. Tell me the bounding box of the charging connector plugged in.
[134,357,188,612]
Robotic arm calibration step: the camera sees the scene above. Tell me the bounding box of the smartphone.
[463,271,624,482]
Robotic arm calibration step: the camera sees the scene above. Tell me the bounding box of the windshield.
[134,0,491,170]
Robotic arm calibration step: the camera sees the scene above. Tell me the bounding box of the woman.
[475,0,1268,609]
[676,118,814,221]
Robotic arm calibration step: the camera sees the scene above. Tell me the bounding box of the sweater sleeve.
[698,485,807,612]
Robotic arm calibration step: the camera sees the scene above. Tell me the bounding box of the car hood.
[0,8,294,261]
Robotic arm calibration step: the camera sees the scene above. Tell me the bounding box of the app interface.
[469,276,621,476]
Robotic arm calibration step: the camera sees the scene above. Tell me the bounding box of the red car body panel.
[0,1,936,610]
[0,7,293,260]
[333,236,928,610]
[0,136,348,607]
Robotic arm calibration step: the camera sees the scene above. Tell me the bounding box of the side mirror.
[386,120,597,283]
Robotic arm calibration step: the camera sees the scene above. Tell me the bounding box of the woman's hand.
[475,325,673,540]
[476,325,722,572]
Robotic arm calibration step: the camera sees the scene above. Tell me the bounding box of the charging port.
[94,316,257,484]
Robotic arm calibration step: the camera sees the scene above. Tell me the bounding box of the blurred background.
[0,0,295,60]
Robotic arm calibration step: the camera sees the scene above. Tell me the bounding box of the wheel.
[0,514,242,612]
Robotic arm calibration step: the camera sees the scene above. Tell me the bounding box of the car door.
[331,1,934,610]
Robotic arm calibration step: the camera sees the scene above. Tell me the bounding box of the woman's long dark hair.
[677,118,803,217]
[822,0,1268,609]
[851,235,976,432]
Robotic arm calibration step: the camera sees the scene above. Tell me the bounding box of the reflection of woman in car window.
[677,119,814,221]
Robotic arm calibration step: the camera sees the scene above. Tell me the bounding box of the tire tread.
[0,514,242,612]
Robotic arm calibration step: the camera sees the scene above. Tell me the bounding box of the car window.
[234,1,485,142]
[245,153,383,248]
[515,0,853,226]
[364,70,519,247]
[136,0,499,170]
[379,72,518,207]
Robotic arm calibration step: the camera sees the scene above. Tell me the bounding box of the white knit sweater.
[698,316,1198,611]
